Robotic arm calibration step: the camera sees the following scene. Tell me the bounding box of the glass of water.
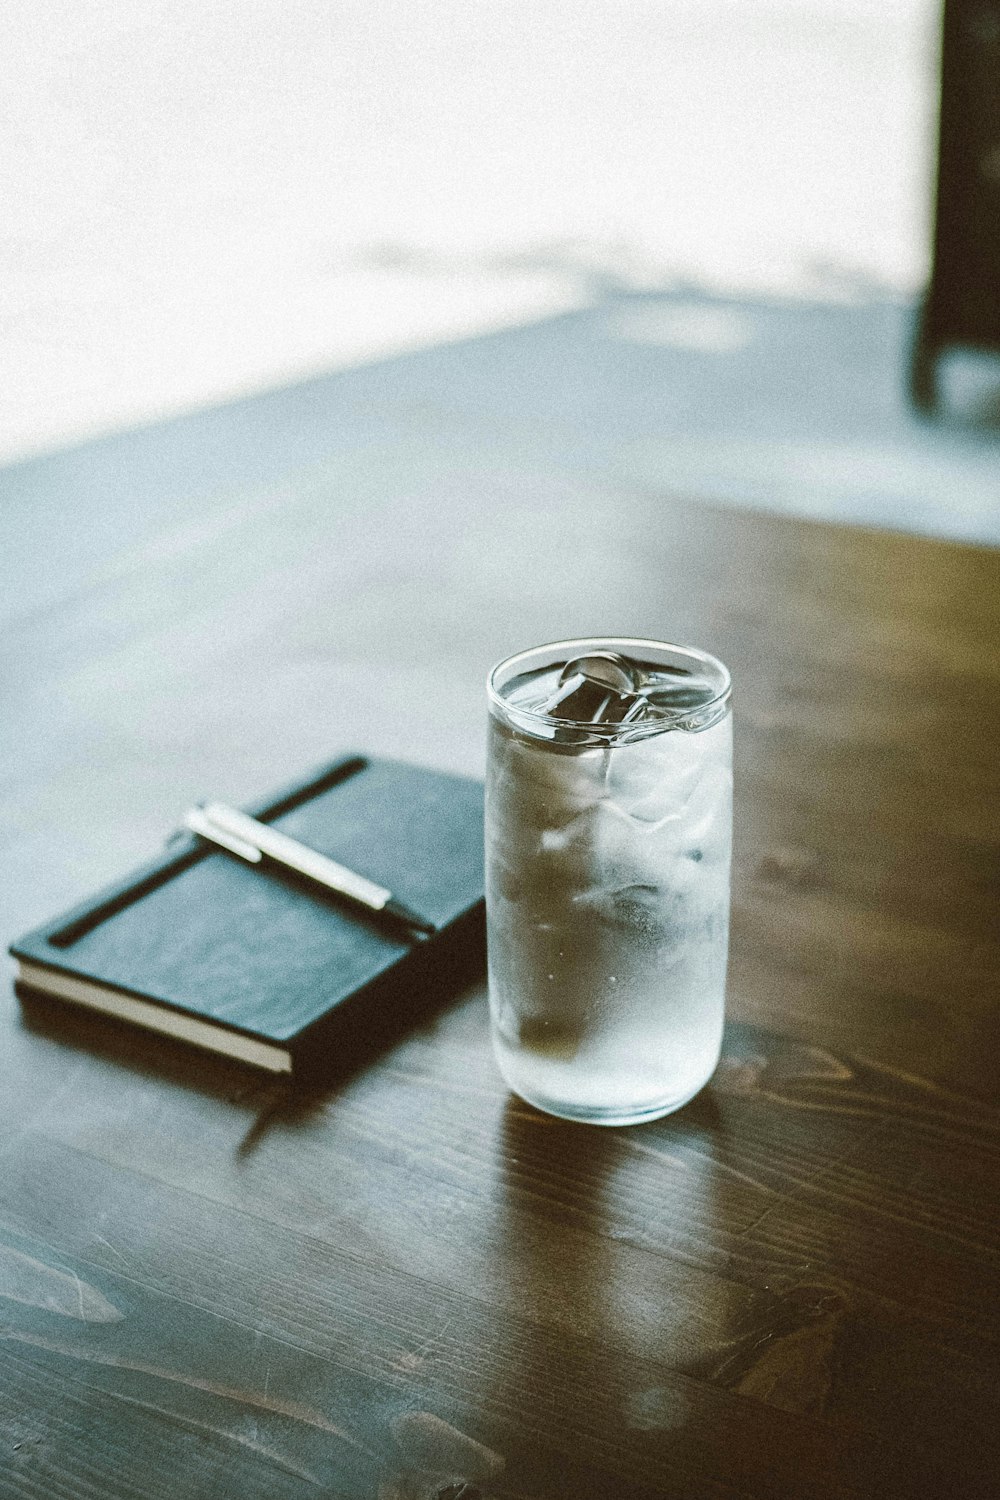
[485,637,732,1125]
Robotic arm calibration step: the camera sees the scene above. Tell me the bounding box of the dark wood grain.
[1,423,999,1498]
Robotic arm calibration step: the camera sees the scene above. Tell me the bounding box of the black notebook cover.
[9,755,485,1076]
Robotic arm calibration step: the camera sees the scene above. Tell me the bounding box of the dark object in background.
[911,0,1000,409]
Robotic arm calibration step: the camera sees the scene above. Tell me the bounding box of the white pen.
[183,802,436,936]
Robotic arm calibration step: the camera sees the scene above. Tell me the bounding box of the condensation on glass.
[486,637,732,1125]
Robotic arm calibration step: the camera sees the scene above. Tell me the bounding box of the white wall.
[0,0,938,463]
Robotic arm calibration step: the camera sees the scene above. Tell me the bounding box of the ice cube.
[494,730,608,832]
[604,732,705,828]
[559,653,638,693]
[641,669,721,715]
[544,795,674,903]
[571,881,665,936]
[540,651,645,725]
[680,759,733,858]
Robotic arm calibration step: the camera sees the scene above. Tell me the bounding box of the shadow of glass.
[474,1079,768,1492]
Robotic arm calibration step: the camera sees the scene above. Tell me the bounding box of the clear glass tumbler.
[485,637,732,1125]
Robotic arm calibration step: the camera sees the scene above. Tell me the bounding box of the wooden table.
[2,425,999,1499]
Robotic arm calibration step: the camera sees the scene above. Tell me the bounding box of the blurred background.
[2,0,999,937]
[2,0,998,537]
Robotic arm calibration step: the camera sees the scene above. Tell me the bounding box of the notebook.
[9,755,485,1076]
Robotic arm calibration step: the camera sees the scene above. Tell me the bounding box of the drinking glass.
[485,637,732,1125]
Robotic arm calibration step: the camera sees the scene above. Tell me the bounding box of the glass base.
[501,1072,713,1126]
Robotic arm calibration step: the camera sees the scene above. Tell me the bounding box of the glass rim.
[487,636,732,744]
